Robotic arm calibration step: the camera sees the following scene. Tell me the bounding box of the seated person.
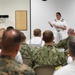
[6,26,23,64]
[53,36,75,75]
[20,32,31,59]
[0,28,23,64]
[0,29,35,75]
[26,28,45,48]
[0,27,23,64]
[31,30,67,67]
[54,28,74,50]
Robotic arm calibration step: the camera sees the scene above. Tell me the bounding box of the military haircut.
[6,26,14,30]
[2,29,21,51]
[68,36,75,56]
[34,28,41,36]
[43,30,53,43]
[68,28,74,35]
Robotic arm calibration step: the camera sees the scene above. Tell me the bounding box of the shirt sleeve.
[52,20,56,25]
[64,20,67,26]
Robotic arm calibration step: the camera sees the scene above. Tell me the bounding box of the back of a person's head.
[20,32,26,42]
[34,28,41,36]
[6,26,14,30]
[43,30,54,43]
[68,36,75,56]
[68,28,74,36]
[2,29,21,51]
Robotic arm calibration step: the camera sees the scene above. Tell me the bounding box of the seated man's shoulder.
[21,42,30,48]
[20,43,31,53]
[0,57,35,75]
[34,45,57,54]
[60,37,68,43]
[15,63,35,75]
[54,37,68,49]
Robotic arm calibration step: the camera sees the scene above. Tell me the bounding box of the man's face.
[56,14,61,20]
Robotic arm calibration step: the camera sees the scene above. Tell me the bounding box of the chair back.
[33,65,55,75]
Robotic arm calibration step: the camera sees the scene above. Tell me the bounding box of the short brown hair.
[68,28,74,35]
[2,29,21,51]
[43,30,53,43]
[34,29,41,36]
[6,26,14,30]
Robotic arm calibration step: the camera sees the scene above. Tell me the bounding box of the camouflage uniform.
[20,42,31,59]
[20,42,38,58]
[54,37,69,50]
[19,42,37,67]
[0,55,35,75]
[32,44,67,67]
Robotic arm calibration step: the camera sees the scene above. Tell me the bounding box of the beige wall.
[0,0,30,41]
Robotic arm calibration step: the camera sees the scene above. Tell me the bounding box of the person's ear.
[15,44,20,53]
[24,38,26,42]
[68,50,71,56]
[53,37,55,41]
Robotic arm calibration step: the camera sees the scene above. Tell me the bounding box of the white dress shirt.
[26,37,45,48]
[15,51,23,64]
[53,60,75,75]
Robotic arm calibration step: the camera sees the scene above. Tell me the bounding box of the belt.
[57,30,60,32]
[57,30,64,32]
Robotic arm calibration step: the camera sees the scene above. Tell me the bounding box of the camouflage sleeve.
[30,48,39,67]
[54,39,68,50]
[20,43,32,59]
[56,49,67,66]
[24,69,35,75]
[54,40,64,48]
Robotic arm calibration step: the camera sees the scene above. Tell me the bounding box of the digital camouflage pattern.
[54,37,69,50]
[20,42,31,59]
[20,42,38,67]
[0,55,35,75]
[32,44,67,67]
[20,42,37,58]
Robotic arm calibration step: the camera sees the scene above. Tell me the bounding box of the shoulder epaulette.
[54,19,57,22]
[61,18,64,22]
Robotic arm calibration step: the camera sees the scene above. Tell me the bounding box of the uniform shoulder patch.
[54,19,57,22]
[61,18,64,22]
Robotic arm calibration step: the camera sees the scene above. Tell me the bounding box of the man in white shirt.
[26,28,45,48]
[53,36,75,75]
[48,12,67,43]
